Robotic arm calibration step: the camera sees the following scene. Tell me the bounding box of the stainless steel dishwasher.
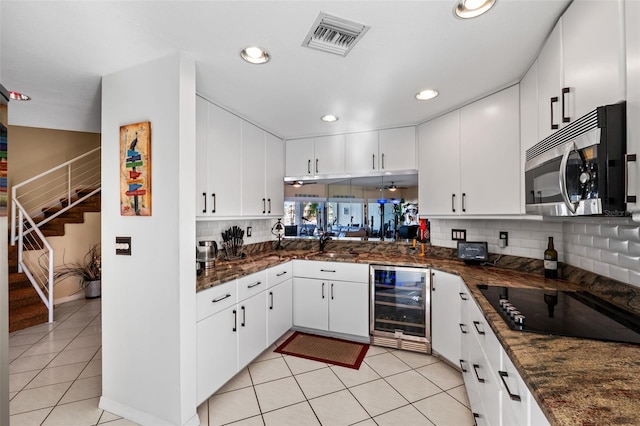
[370,265,431,353]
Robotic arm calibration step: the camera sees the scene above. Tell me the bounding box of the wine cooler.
[370,265,431,353]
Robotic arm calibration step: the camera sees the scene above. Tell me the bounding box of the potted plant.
[54,244,101,298]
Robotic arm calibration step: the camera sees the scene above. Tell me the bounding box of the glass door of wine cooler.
[370,265,431,352]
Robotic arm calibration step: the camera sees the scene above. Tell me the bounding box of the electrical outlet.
[247,227,252,237]
[451,229,466,241]
[499,231,508,247]
[116,236,132,255]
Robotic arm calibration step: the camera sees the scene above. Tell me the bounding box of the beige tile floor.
[8,298,473,425]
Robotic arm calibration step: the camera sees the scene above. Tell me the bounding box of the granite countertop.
[196,244,640,425]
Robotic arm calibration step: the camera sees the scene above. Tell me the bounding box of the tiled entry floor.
[8,297,473,425]
[198,338,473,426]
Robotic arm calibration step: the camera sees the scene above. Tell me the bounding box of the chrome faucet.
[319,232,332,252]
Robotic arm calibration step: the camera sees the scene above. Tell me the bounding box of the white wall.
[431,217,640,287]
[100,52,197,426]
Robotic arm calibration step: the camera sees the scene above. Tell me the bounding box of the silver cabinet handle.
[212,294,231,303]
[472,320,485,335]
[562,87,570,123]
[499,371,522,402]
[268,198,271,214]
[472,364,485,383]
[241,306,246,327]
[452,194,456,213]
[316,158,319,173]
[233,309,237,332]
[211,193,216,213]
[247,281,262,289]
[459,323,468,334]
[431,272,435,291]
[462,193,466,212]
[202,192,207,213]
[322,283,325,299]
[381,153,385,169]
[331,283,334,300]
[269,291,274,310]
[307,159,311,174]
[262,198,266,214]
[372,154,375,170]
[276,271,288,277]
[626,154,637,203]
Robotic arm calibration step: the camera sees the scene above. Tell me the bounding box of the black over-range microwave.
[525,102,633,217]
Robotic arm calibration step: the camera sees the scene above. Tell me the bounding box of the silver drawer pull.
[499,371,522,402]
[247,281,262,289]
[320,269,336,273]
[212,294,231,303]
[276,271,288,277]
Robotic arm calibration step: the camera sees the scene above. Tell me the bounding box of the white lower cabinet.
[459,281,549,426]
[430,270,462,365]
[237,290,267,368]
[267,279,293,346]
[292,260,369,339]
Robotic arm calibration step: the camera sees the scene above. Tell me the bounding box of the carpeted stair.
[8,189,100,332]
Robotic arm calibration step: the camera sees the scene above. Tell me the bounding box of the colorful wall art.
[0,101,8,217]
[120,121,151,216]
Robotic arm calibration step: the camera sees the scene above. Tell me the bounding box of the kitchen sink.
[314,252,359,259]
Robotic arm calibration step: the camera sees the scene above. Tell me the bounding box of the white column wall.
[99,52,197,426]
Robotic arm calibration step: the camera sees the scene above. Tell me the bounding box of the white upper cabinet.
[345,131,379,174]
[460,85,520,215]
[285,138,314,176]
[562,0,625,121]
[314,134,345,175]
[265,132,285,216]
[206,101,242,217]
[378,127,417,172]
[536,0,625,141]
[418,110,461,215]
[520,62,539,213]
[419,86,520,216]
[196,96,284,218]
[241,121,266,216]
[286,127,416,178]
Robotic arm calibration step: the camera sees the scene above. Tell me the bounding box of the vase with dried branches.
[54,244,101,298]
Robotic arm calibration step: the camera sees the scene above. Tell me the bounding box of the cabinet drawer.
[267,262,292,288]
[293,260,368,283]
[197,281,237,322]
[237,270,267,302]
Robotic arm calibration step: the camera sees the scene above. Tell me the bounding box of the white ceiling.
[1,0,570,140]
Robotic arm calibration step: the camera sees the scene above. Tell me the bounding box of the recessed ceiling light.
[240,46,270,64]
[415,89,439,100]
[9,91,31,101]
[321,114,339,122]
[454,0,496,19]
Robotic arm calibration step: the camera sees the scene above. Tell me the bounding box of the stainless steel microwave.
[525,102,630,217]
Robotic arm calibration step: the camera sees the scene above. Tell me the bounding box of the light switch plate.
[116,236,132,255]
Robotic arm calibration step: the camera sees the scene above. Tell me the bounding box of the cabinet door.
[196,97,210,217]
[418,110,461,215]
[241,121,267,216]
[328,281,369,338]
[345,131,379,173]
[208,103,241,216]
[196,306,238,404]
[537,22,564,140]
[562,0,625,122]
[520,62,539,213]
[314,134,345,175]
[430,270,462,365]
[267,279,293,346]
[378,127,416,171]
[293,278,329,331]
[237,291,267,368]
[265,132,284,216]
[285,138,314,177]
[460,85,520,215]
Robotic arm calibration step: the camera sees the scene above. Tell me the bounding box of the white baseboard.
[54,292,85,306]
[99,397,199,426]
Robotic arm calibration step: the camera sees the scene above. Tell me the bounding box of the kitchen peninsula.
[197,240,640,426]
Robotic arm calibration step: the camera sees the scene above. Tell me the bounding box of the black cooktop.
[477,285,640,345]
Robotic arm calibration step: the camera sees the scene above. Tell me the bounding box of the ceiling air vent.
[302,12,370,57]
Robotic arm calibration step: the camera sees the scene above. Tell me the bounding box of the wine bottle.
[544,237,558,279]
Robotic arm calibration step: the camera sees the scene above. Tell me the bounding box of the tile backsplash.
[197,218,279,245]
[430,218,640,288]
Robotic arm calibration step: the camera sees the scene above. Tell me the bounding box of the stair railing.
[10,147,101,323]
